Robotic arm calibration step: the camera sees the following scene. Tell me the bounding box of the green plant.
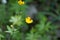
[0,28,4,40]
[0,0,59,40]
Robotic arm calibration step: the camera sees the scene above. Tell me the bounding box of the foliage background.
[0,0,60,40]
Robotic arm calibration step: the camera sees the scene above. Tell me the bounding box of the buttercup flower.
[25,16,33,24]
[18,0,24,5]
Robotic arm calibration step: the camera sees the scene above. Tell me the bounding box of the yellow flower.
[18,0,24,5]
[25,17,33,24]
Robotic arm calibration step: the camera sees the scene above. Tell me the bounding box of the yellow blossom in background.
[18,0,25,5]
[25,16,33,24]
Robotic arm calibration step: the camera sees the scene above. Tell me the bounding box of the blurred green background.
[0,0,60,40]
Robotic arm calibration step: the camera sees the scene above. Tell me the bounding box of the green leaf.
[0,34,4,38]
